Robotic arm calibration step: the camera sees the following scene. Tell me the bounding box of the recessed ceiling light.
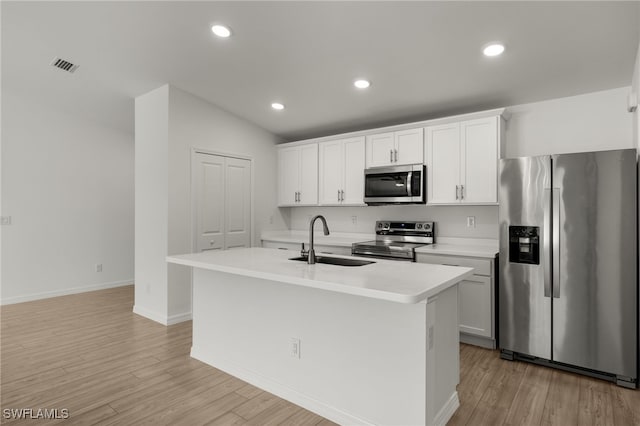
[271,102,285,110]
[354,79,371,89]
[211,24,231,38]
[483,43,505,57]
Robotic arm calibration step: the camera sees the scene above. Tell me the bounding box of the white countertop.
[167,247,473,304]
[414,237,499,258]
[261,231,498,258]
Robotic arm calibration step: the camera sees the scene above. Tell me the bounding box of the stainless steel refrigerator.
[498,148,638,388]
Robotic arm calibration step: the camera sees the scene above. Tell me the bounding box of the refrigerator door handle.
[543,188,552,297]
[552,188,560,298]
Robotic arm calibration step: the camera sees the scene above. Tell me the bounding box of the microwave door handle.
[406,172,412,196]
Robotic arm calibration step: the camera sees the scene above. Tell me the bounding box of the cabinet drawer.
[416,253,492,276]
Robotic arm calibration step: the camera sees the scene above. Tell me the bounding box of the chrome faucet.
[308,215,330,264]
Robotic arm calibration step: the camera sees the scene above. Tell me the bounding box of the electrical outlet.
[1,216,11,226]
[351,215,357,225]
[291,338,301,358]
[95,264,102,273]
[466,216,476,228]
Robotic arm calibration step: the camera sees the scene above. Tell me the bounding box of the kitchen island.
[167,247,473,426]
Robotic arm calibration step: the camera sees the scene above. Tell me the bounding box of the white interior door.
[194,153,225,252]
[193,152,252,253]
[224,157,251,249]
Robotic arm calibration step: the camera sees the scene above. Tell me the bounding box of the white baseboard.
[167,311,192,325]
[432,391,460,426]
[133,305,192,326]
[0,279,133,305]
[460,332,496,349]
[191,346,375,426]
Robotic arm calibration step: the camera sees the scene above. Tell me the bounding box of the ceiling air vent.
[50,57,79,73]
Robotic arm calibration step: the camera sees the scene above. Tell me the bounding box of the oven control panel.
[375,221,434,237]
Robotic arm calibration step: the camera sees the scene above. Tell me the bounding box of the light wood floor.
[1,285,639,425]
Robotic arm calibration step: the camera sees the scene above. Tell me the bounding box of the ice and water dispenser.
[508,226,540,265]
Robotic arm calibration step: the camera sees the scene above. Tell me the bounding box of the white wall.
[134,84,284,324]
[287,87,634,239]
[289,205,498,239]
[504,87,633,158]
[1,90,134,304]
[133,86,169,321]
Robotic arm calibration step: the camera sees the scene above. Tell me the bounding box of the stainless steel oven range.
[352,220,434,261]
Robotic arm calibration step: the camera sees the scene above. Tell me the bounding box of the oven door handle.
[406,172,413,197]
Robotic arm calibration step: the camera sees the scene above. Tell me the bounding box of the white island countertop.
[167,247,473,304]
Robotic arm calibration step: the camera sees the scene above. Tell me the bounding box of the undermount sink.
[289,256,375,267]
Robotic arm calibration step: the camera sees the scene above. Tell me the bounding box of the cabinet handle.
[337,190,341,202]
[455,185,459,200]
[298,191,301,202]
[460,185,464,200]
[390,149,393,163]
[295,191,300,202]
[341,190,345,201]
[394,149,398,163]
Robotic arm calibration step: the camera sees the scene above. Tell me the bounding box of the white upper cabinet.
[460,118,499,204]
[319,136,365,205]
[277,144,318,206]
[366,128,423,168]
[277,109,504,208]
[425,123,460,204]
[426,116,500,205]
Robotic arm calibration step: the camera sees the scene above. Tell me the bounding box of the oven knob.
[383,222,390,229]
[424,223,431,230]
[417,223,423,229]
[377,222,383,229]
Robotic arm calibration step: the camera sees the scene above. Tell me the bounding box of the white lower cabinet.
[416,252,496,349]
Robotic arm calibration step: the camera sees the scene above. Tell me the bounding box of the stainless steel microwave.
[363,164,426,205]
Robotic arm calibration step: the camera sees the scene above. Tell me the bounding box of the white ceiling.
[3,1,639,141]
